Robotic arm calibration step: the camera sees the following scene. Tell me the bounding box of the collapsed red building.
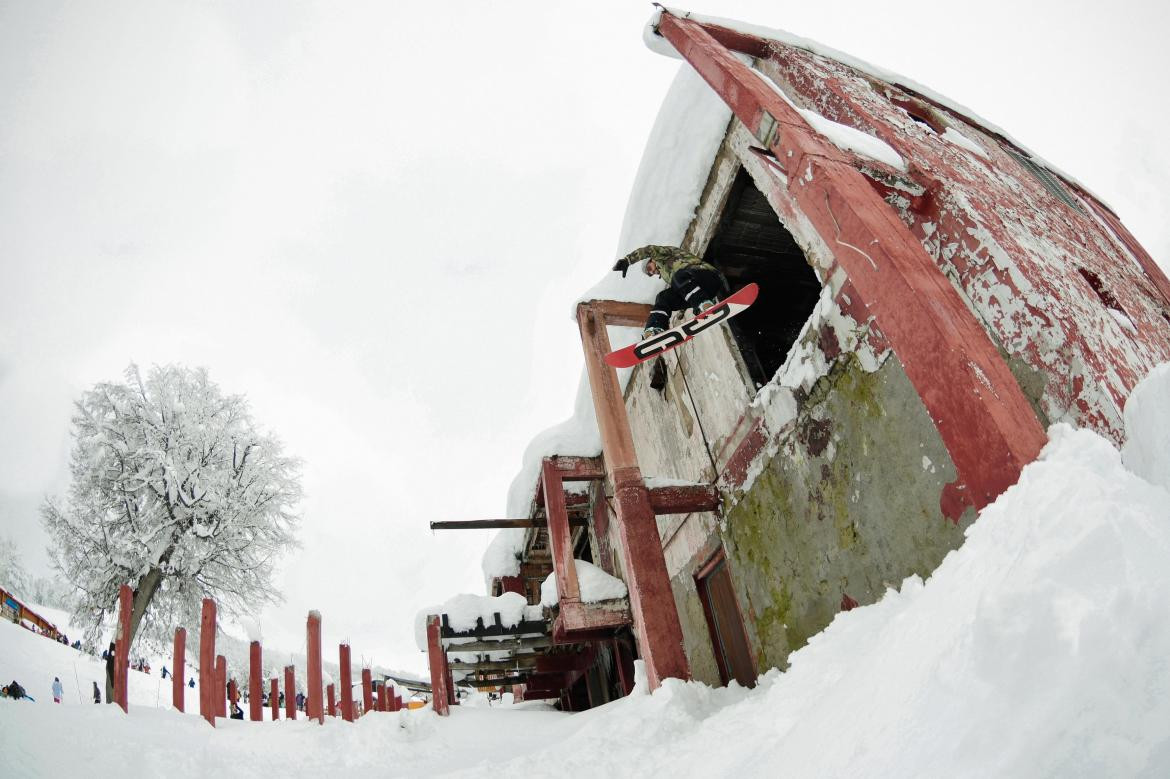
[423,8,1170,711]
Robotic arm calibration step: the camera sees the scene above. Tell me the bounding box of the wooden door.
[697,552,756,688]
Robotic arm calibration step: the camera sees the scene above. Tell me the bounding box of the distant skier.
[161,665,169,680]
[612,245,727,338]
[104,642,116,704]
[188,677,195,688]
[93,681,101,704]
[52,676,63,703]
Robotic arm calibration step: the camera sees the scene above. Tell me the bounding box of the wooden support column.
[113,584,132,713]
[284,666,296,720]
[249,641,262,721]
[361,668,373,715]
[172,628,186,712]
[576,304,689,689]
[395,694,403,711]
[199,598,216,727]
[425,616,450,716]
[215,655,227,718]
[270,678,279,721]
[306,611,323,724]
[339,643,354,722]
[655,10,1045,514]
[227,678,238,712]
[327,683,336,717]
[376,682,385,712]
[542,459,581,608]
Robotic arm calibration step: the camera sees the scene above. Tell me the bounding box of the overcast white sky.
[2,0,1166,674]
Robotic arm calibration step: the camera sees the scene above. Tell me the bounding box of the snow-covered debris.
[539,560,629,608]
[413,592,535,651]
[941,126,989,158]
[1122,361,1170,491]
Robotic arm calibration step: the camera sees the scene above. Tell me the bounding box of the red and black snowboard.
[604,283,759,368]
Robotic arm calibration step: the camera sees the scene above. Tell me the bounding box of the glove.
[612,258,630,277]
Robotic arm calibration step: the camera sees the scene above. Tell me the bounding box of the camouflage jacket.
[618,245,716,285]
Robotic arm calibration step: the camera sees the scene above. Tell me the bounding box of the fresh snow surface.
[5,402,1170,775]
[1122,361,1170,491]
[941,126,989,158]
[539,560,629,608]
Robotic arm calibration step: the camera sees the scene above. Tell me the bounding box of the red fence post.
[306,611,323,724]
[249,641,262,721]
[113,584,132,713]
[215,655,227,718]
[361,668,373,716]
[339,643,354,722]
[327,683,336,717]
[173,627,186,712]
[284,666,296,720]
[270,678,279,721]
[228,678,238,715]
[395,693,403,712]
[199,598,216,727]
[426,615,450,716]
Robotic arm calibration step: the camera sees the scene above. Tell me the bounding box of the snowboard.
[604,283,759,368]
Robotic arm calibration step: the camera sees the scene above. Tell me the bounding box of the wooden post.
[284,666,296,720]
[394,694,403,712]
[270,678,279,721]
[577,304,690,689]
[339,643,354,722]
[361,668,373,716]
[375,682,384,712]
[306,611,323,724]
[249,641,262,721]
[172,627,186,712]
[113,584,132,712]
[327,683,336,717]
[215,655,227,718]
[227,678,238,717]
[199,598,216,727]
[426,616,450,716]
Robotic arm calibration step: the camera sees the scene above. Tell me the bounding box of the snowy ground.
[3,367,1168,776]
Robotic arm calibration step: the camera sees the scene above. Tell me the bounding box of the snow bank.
[1122,361,1170,491]
[539,560,629,607]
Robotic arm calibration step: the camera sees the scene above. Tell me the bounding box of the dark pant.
[646,267,727,331]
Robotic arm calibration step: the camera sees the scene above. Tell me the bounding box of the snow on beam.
[587,300,653,328]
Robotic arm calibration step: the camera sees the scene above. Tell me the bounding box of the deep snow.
[4,366,1169,776]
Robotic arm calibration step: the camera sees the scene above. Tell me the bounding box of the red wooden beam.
[113,584,132,713]
[249,641,262,722]
[542,458,581,605]
[199,598,216,727]
[577,304,691,688]
[361,668,373,715]
[426,616,450,716]
[215,655,227,718]
[172,627,186,713]
[227,678,238,711]
[647,484,721,514]
[327,683,336,717]
[339,643,354,722]
[270,678,279,721]
[394,694,403,712]
[306,611,323,724]
[656,10,1046,513]
[284,666,296,720]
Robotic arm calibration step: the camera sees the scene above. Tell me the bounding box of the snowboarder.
[612,245,727,338]
[188,677,195,688]
[161,665,169,679]
[52,676,63,703]
[93,681,101,704]
[104,641,115,704]
[230,701,245,720]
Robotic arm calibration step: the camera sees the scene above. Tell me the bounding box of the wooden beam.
[459,676,529,688]
[430,517,588,531]
[587,300,652,327]
[447,658,540,672]
[647,484,721,514]
[543,458,581,602]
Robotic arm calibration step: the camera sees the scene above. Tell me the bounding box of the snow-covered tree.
[0,534,31,597]
[42,364,301,651]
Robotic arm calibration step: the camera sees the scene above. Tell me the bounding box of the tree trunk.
[127,567,164,649]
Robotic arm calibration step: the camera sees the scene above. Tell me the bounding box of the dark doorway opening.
[696,550,756,688]
[702,168,822,387]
